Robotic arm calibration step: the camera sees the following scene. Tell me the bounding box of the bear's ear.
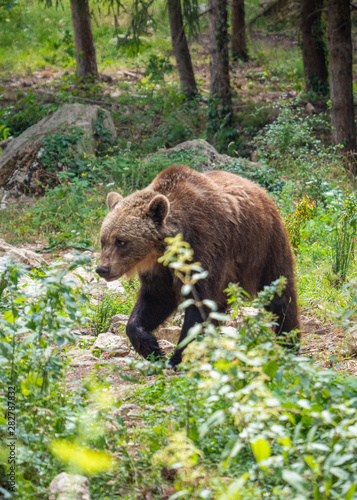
[107,192,123,212]
[146,195,170,225]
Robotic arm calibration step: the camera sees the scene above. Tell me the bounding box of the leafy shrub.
[88,279,139,335]
[11,173,107,244]
[221,159,285,193]
[144,54,173,82]
[254,103,328,163]
[41,126,86,174]
[0,256,89,390]
[332,192,357,284]
[0,92,57,137]
[0,0,17,21]
[285,194,316,253]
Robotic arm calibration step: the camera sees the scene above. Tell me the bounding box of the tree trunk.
[70,0,98,78]
[231,0,248,61]
[167,0,197,98]
[300,0,327,93]
[208,0,232,132]
[327,0,356,156]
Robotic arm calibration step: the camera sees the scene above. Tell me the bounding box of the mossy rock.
[0,104,116,202]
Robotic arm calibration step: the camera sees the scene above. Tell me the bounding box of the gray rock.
[110,313,130,328]
[226,307,260,328]
[156,139,262,171]
[156,326,181,344]
[0,238,47,269]
[114,403,142,417]
[66,265,125,295]
[300,315,328,335]
[92,332,131,357]
[305,102,316,116]
[49,472,90,500]
[0,104,116,204]
[158,339,176,355]
[106,279,125,294]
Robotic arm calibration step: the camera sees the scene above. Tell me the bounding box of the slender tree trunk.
[327,0,356,157]
[70,0,98,78]
[231,0,248,61]
[167,0,197,98]
[300,0,327,93]
[208,0,232,130]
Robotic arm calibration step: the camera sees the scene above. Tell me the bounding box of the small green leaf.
[345,483,356,500]
[120,374,140,383]
[282,470,306,494]
[178,299,195,310]
[3,311,14,324]
[209,312,230,322]
[304,455,320,474]
[181,284,192,296]
[202,299,217,311]
[277,436,291,449]
[264,360,279,378]
[250,438,271,465]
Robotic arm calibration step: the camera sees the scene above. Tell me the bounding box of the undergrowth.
[1,232,357,499]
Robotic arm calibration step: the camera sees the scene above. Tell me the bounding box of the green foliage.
[144,54,173,82]
[9,173,107,244]
[0,0,18,21]
[0,123,10,155]
[126,0,155,52]
[0,92,57,137]
[93,109,115,153]
[255,103,327,163]
[180,0,200,39]
[0,256,89,389]
[221,159,286,193]
[332,192,357,285]
[41,125,86,173]
[44,28,75,66]
[0,124,10,140]
[207,97,238,154]
[235,102,274,136]
[285,195,316,253]
[88,280,138,335]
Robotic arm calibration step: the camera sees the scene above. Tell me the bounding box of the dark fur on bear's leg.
[266,287,300,349]
[169,304,205,368]
[126,276,178,360]
[126,322,163,360]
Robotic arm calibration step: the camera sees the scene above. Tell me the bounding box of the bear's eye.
[116,239,127,248]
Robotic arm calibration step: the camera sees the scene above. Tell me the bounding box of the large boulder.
[0,104,116,207]
[155,139,261,171]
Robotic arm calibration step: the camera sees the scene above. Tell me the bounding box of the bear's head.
[96,190,170,281]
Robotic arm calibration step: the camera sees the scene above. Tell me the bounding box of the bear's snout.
[96,266,110,278]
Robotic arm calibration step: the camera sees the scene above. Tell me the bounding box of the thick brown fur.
[97,165,300,366]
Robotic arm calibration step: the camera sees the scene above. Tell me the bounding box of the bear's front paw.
[168,350,182,369]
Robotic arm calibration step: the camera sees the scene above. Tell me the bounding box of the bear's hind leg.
[266,286,300,348]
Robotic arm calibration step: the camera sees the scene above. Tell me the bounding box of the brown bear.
[96,165,299,367]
